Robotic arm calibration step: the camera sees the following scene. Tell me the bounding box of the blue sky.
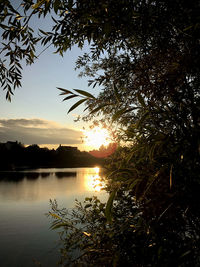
[0,0,107,150]
[0,42,99,150]
[0,2,104,150]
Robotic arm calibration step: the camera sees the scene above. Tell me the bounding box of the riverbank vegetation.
[1,0,200,266]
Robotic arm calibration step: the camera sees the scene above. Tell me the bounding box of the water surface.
[0,167,107,267]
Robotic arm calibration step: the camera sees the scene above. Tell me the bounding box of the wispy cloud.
[0,118,83,145]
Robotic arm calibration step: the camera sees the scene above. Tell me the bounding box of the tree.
[1,0,200,266]
[1,0,200,100]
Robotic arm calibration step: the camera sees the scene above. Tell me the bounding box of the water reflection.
[0,168,105,202]
[0,170,77,181]
[26,172,40,180]
[0,167,107,267]
[55,172,77,178]
[41,172,50,178]
[0,172,23,181]
[84,167,105,192]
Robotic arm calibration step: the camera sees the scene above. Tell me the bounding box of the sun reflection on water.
[84,167,105,192]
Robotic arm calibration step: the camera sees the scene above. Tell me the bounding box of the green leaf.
[74,89,95,99]
[68,98,87,113]
[105,189,116,222]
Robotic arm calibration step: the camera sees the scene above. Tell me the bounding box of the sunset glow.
[83,126,111,150]
[84,167,105,192]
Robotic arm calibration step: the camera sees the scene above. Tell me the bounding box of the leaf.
[74,89,95,99]
[68,0,73,9]
[105,190,117,222]
[137,93,146,107]
[89,103,110,115]
[129,179,140,190]
[32,0,46,9]
[16,15,23,20]
[62,94,78,101]
[51,222,70,230]
[113,83,120,102]
[83,231,91,237]
[112,107,139,121]
[68,98,87,113]
[149,142,157,161]
[85,204,92,209]
[183,25,193,32]
[49,212,61,220]
[39,29,48,35]
[57,87,72,95]
[83,105,89,112]
[112,107,127,121]
[180,250,191,258]
[136,111,149,128]
[170,164,173,189]
[53,0,61,13]
[0,24,9,30]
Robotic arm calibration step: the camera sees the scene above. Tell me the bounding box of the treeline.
[0,141,104,170]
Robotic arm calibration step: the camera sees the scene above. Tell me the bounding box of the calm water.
[0,167,107,267]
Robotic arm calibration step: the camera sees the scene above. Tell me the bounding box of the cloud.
[0,118,83,145]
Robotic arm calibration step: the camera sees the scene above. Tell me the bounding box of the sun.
[83,126,111,150]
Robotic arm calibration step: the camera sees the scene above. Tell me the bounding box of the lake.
[0,167,107,267]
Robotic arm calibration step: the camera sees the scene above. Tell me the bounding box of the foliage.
[1,0,200,100]
[48,191,200,267]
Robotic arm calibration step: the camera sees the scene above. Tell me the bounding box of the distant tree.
[0,141,101,169]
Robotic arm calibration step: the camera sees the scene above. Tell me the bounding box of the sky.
[0,9,101,151]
